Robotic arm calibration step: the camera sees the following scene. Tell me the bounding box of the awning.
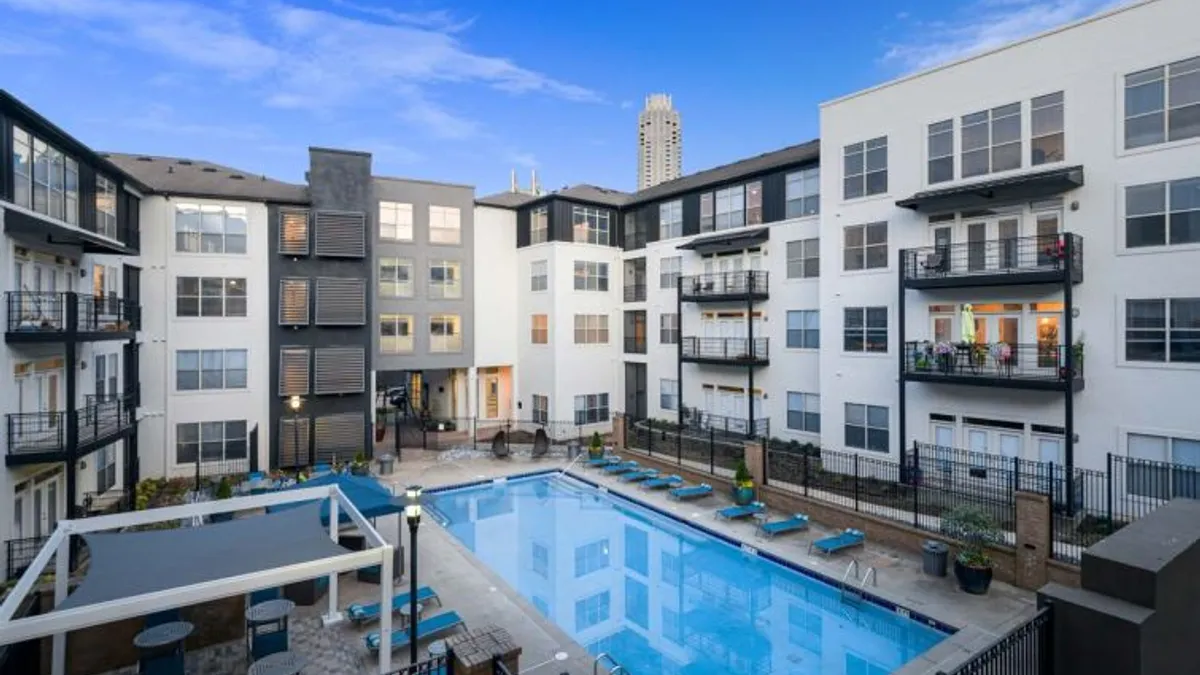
[270,473,404,522]
[677,227,769,255]
[896,166,1084,213]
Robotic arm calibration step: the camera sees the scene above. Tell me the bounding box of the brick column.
[742,439,764,487]
[613,413,626,454]
[1014,491,1051,590]
[447,625,522,675]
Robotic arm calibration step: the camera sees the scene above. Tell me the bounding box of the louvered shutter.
[314,211,366,258]
[313,347,365,394]
[278,417,310,468]
[278,278,310,325]
[278,347,310,396]
[315,277,366,325]
[278,209,310,256]
[314,412,365,459]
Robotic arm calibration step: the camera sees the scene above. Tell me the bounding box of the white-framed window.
[572,205,610,245]
[785,167,820,217]
[659,200,683,240]
[175,349,248,391]
[573,261,609,291]
[429,260,462,299]
[175,420,248,464]
[845,403,888,453]
[843,136,888,199]
[530,206,549,244]
[174,204,248,254]
[95,174,118,239]
[11,127,81,226]
[659,256,681,289]
[379,201,413,241]
[927,120,954,184]
[430,314,461,352]
[379,257,414,297]
[1124,56,1200,150]
[844,222,888,271]
[844,306,888,353]
[429,205,461,244]
[96,445,117,493]
[574,393,610,425]
[379,314,413,354]
[176,277,247,317]
[1125,177,1200,248]
[699,192,714,232]
[660,313,678,344]
[531,260,548,291]
[660,379,679,411]
[532,395,549,424]
[1125,298,1200,363]
[714,185,745,230]
[1126,432,1200,499]
[787,392,820,433]
[1031,92,1066,165]
[786,238,819,278]
[961,102,1022,178]
[573,314,609,344]
[786,310,819,349]
[531,314,549,344]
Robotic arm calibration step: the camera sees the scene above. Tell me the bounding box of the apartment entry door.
[964,215,1021,272]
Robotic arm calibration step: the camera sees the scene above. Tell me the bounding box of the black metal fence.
[901,232,1082,282]
[680,336,769,362]
[384,416,611,455]
[903,341,1083,383]
[938,606,1053,675]
[384,653,453,675]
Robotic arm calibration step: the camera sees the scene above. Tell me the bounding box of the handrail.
[861,566,877,589]
[594,653,628,675]
[841,560,861,602]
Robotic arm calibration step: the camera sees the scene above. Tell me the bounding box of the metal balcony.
[902,341,1084,392]
[5,395,137,465]
[901,233,1083,289]
[679,271,769,302]
[5,291,139,343]
[682,407,769,439]
[681,337,769,366]
[623,283,647,303]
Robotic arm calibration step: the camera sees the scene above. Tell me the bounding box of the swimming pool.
[426,472,949,674]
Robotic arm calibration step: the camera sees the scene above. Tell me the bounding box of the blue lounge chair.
[642,475,683,490]
[364,611,466,653]
[313,463,332,474]
[587,456,619,468]
[716,501,765,520]
[808,528,866,555]
[757,514,809,538]
[347,586,441,624]
[603,461,639,475]
[669,484,713,501]
[621,469,659,483]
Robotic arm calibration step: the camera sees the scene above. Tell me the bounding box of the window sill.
[173,388,253,396]
[781,428,822,440]
[840,267,893,277]
[839,193,892,207]
[924,161,1069,191]
[1116,241,1200,257]
[783,347,821,353]
[840,351,891,359]
[1117,134,1200,159]
[783,276,820,283]
[1116,360,1200,372]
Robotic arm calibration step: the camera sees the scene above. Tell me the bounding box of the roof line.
[309,145,372,158]
[373,174,475,190]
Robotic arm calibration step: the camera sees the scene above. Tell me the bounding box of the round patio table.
[133,621,194,649]
[245,599,296,625]
[247,650,307,675]
[428,639,447,658]
[399,602,424,627]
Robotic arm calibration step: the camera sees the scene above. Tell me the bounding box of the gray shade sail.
[57,502,351,611]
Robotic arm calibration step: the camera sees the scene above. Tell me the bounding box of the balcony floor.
[903,370,1084,393]
[680,355,769,367]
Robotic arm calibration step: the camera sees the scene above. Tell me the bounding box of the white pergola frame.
[0,485,397,674]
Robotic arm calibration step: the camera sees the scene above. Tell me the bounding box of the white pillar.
[467,367,479,420]
[322,495,343,626]
[51,534,69,675]
[378,544,394,673]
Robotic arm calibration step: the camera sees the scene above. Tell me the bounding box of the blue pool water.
[426,473,949,675]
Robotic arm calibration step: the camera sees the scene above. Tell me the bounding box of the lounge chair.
[313,463,332,474]
[716,502,765,520]
[757,514,809,538]
[364,611,465,653]
[808,528,866,555]
[642,475,683,490]
[620,469,659,483]
[587,456,620,468]
[603,461,639,474]
[346,586,441,624]
[669,484,713,501]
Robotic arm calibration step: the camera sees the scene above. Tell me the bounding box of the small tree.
[734,458,753,488]
[214,476,233,500]
[943,506,1000,568]
[587,431,605,459]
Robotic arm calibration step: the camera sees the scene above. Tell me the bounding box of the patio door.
[1035,315,1061,369]
[1035,213,1061,267]
[932,424,954,471]
[32,485,44,538]
[483,374,499,419]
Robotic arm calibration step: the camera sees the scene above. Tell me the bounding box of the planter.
[953,558,993,595]
[210,511,234,524]
[732,484,755,506]
[351,464,370,476]
[588,447,605,460]
[374,424,386,443]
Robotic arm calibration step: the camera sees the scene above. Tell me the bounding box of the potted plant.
[732,459,755,506]
[943,506,999,595]
[587,432,605,460]
[210,477,235,523]
[934,341,955,373]
[351,452,370,476]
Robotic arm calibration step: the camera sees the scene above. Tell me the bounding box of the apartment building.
[1,91,143,579]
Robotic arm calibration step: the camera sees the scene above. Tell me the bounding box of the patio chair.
[642,475,683,490]
[757,514,809,538]
[716,501,765,520]
[587,455,620,468]
[620,469,659,483]
[531,428,550,458]
[347,586,441,624]
[668,484,713,501]
[312,463,332,475]
[364,611,466,653]
[248,587,280,607]
[143,609,180,628]
[603,461,639,475]
[808,528,866,555]
[251,630,288,661]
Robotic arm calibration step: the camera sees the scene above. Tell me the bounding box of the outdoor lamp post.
[404,486,423,665]
[289,395,304,466]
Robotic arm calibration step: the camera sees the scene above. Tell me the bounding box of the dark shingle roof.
[476,191,540,208]
[103,153,309,204]
[626,139,820,206]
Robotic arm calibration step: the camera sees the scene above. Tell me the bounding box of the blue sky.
[0,0,1121,195]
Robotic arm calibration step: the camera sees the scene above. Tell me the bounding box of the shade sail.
[270,474,404,523]
[57,502,349,611]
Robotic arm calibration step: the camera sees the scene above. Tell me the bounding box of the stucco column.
[742,439,765,487]
[613,414,626,454]
[467,367,478,420]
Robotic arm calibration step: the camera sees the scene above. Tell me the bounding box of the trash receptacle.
[567,442,580,460]
[377,453,396,475]
[922,540,949,577]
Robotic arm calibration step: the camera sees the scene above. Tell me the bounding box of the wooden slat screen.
[278,278,310,325]
[279,209,310,256]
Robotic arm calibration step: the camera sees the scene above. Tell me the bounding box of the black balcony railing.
[5,291,138,338]
[623,283,647,303]
[680,271,769,301]
[902,233,1082,287]
[904,341,1084,390]
[6,395,136,457]
[5,536,51,581]
[683,407,769,438]
[624,336,647,354]
[681,337,769,364]
[938,606,1052,674]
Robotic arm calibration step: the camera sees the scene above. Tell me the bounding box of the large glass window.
[660,379,678,411]
[175,420,248,464]
[845,403,889,453]
[574,540,609,577]
[11,127,82,227]
[699,192,714,232]
[95,174,118,239]
[378,257,413,297]
[379,314,413,353]
[787,392,820,433]
[659,313,678,344]
[530,260,548,291]
[531,206,549,244]
[531,314,548,344]
[1127,433,1200,500]
[174,204,248,254]
[572,206,611,245]
[531,395,549,424]
[927,120,954,184]
[786,310,819,349]
[175,349,248,391]
[843,222,888,271]
[573,261,609,291]
[787,238,819,278]
[379,201,413,241]
[429,260,461,299]
[573,591,610,631]
[659,256,681,289]
[176,277,247,317]
[714,185,745,230]
[1031,92,1066,165]
[1125,177,1200,248]
[574,393,610,425]
[573,315,609,344]
[961,103,1022,177]
[1125,298,1200,363]
[786,167,820,217]
[429,205,461,244]
[843,137,888,199]
[844,306,888,353]
[430,314,462,352]
[1125,57,1200,149]
[659,200,682,240]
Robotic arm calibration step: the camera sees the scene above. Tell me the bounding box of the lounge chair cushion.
[364,610,464,652]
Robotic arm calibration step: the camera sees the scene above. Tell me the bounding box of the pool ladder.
[594,653,629,675]
[839,560,877,603]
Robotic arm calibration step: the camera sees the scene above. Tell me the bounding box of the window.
[530,206,549,244]
[1125,57,1200,149]
[714,185,745,230]
[746,180,763,225]
[845,403,889,453]
[174,204,248,254]
[96,446,117,494]
[1125,298,1200,363]
[430,315,461,352]
[1127,433,1200,499]
[11,127,80,226]
[787,392,820,433]
[429,205,461,244]
[1125,177,1200,248]
[429,260,462,299]
[659,200,682,240]
[175,420,248,464]
[572,205,611,245]
[786,167,820,217]
[659,256,681,288]
[176,349,248,391]
[844,223,888,271]
[379,314,414,353]
[530,260,548,291]
[787,310,819,349]
[573,315,609,344]
[278,347,309,395]
[661,552,680,586]
[843,137,888,199]
[176,277,246,317]
[961,102,1022,177]
[531,314,549,344]
[574,393,610,425]
[574,591,610,632]
[699,192,714,232]
[378,258,414,297]
[927,120,954,184]
[844,307,888,353]
[660,313,678,344]
[624,577,649,629]
[532,395,548,424]
[625,525,649,576]
[787,238,820,278]
[379,201,413,241]
[531,543,549,578]
[573,261,609,291]
[95,175,118,239]
[660,379,678,411]
[278,209,309,255]
[574,539,609,577]
[279,279,309,325]
[1031,92,1065,165]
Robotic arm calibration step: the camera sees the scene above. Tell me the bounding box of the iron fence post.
[1014,454,1021,493]
[1106,453,1115,535]
[854,453,861,512]
[472,417,477,451]
[709,428,715,474]
[761,439,768,487]
[648,421,654,455]
[912,442,920,528]
[802,450,810,497]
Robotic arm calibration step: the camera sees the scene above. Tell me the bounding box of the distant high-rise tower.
[637,94,682,190]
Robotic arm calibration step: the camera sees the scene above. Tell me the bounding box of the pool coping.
[426,467,960,637]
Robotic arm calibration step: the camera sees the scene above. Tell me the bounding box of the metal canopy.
[895,165,1084,213]
[676,226,769,255]
[269,473,404,523]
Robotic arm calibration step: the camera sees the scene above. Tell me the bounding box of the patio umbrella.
[961,304,976,344]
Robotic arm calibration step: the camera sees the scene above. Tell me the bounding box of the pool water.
[426,473,948,675]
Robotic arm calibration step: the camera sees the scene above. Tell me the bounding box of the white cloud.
[329,0,476,33]
[0,30,58,55]
[620,100,634,110]
[397,94,480,141]
[114,103,269,140]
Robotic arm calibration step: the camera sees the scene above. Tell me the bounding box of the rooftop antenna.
[510,169,518,193]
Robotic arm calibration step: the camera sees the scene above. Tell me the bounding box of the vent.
[314,412,365,458]
[278,208,310,256]
[201,167,218,173]
[278,417,310,468]
[177,160,194,166]
[278,347,310,396]
[136,156,154,162]
[315,277,366,325]
[314,211,366,258]
[229,174,245,180]
[278,278,310,326]
[313,347,365,395]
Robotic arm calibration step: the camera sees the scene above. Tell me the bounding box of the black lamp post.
[405,485,423,664]
[289,395,304,466]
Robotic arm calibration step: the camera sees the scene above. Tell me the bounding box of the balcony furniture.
[364,610,466,653]
[716,502,765,521]
[642,475,683,490]
[921,251,947,276]
[808,529,866,556]
[399,602,424,628]
[245,599,294,662]
[346,586,440,625]
[134,620,193,675]
[668,484,713,501]
[247,651,307,675]
[757,514,810,539]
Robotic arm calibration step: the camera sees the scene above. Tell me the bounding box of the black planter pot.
[953,558,993,595]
